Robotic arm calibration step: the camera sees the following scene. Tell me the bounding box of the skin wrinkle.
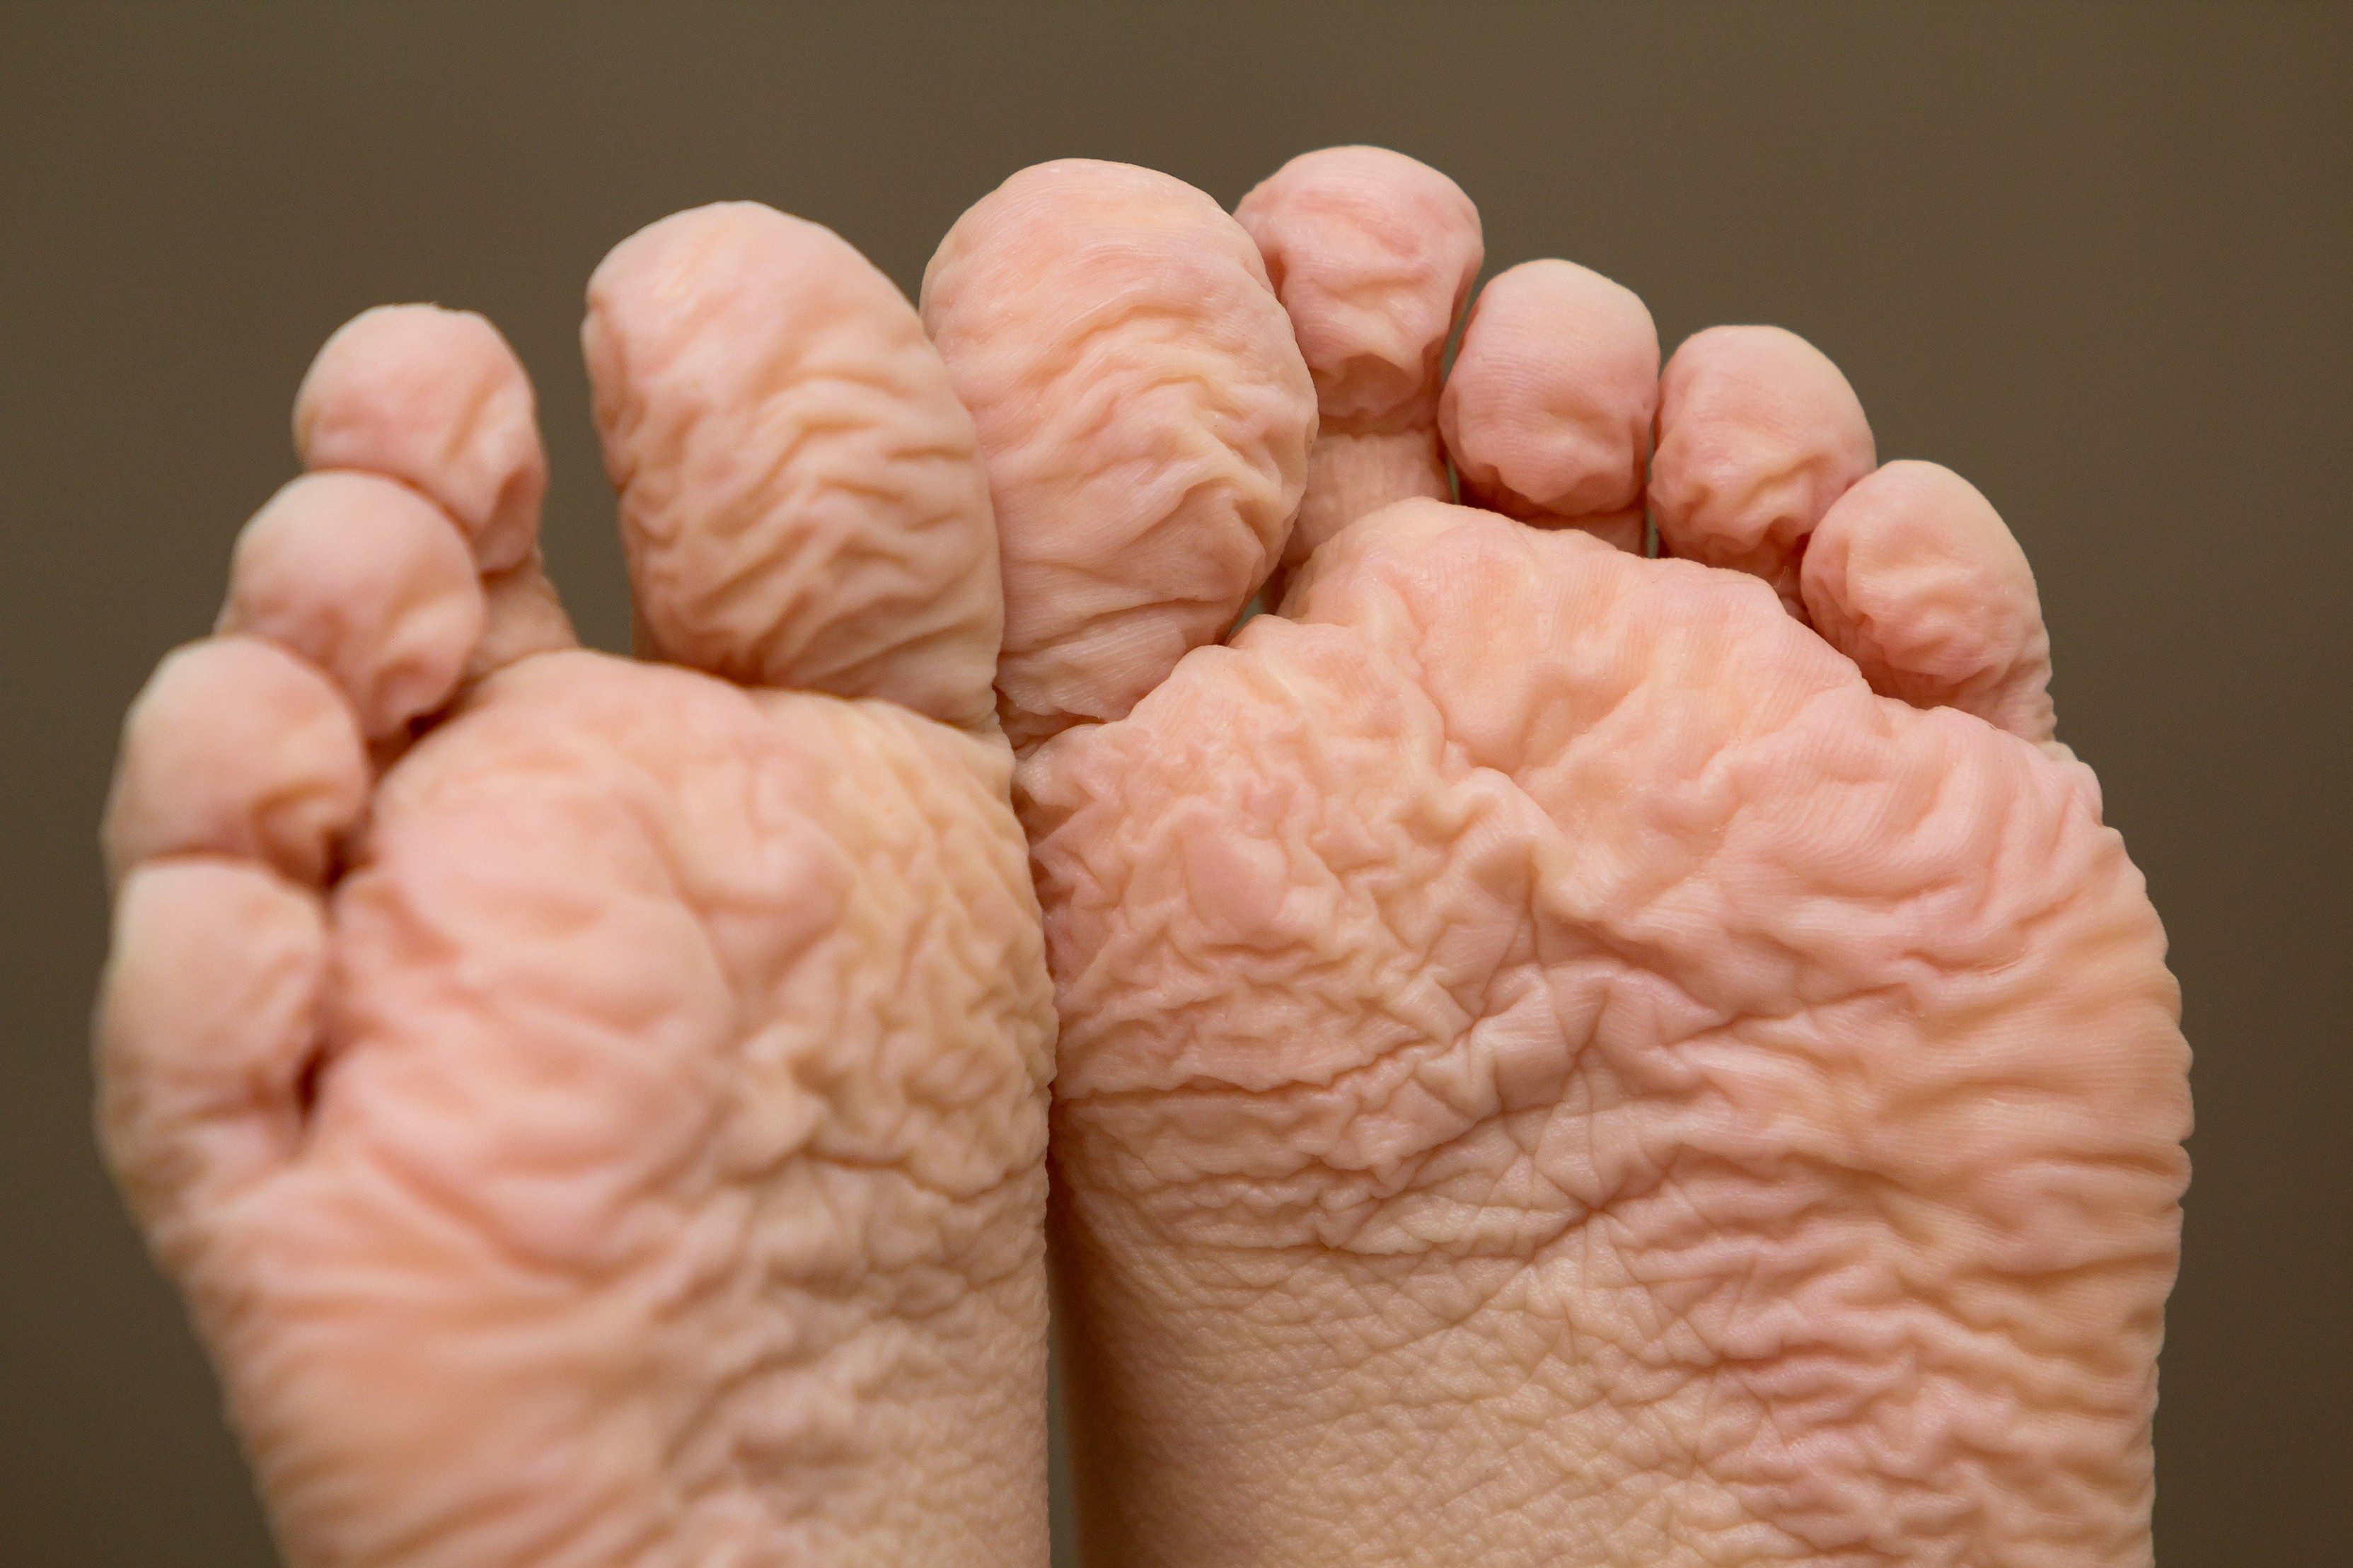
[1235,149,1480,588]
[1030,490,2184,1564]
[381,672,1026,1561]
[924,161,1313,747]
[99,205,1054,1567]
[103,147,2186,1568]
[589,205,1004,727]
[1055,588,1866,1273]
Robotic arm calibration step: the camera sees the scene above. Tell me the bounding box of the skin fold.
[927,151,2190,1566]
[98,209,1053,1567]
[95,146,2187,1568]
[1023,504,2182,1565]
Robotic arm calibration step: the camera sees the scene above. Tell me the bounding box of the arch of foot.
[98,302,553,1242]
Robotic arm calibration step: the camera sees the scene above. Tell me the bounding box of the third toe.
[101,637,368,889]
[219,472,485,741]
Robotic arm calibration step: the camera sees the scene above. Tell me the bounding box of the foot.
[922,151,2191,1565]
[96,207,1053,1566]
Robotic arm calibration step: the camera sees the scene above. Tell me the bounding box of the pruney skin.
[96,147,2189,1567]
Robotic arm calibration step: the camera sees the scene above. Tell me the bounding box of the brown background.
[3,3,2346,1562]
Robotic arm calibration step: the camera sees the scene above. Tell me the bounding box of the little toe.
[294,303,577,675]
[1439,258,1660,552]
[1801,458,2057,741]
[1235,146,1483,576]
[218,472,485,741]
[95,858,325,1247]
[101,636,369,888]
[923,159,1317,748]
[1650,323,1876,605]
[584,202,1003,726]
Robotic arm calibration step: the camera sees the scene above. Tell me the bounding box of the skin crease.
[296,305,580,681]
[920,159,1315,750]
[1232,146,1484,586]
[1440,257,1661,553]
[97,212,1053,1566]
[96,144,2189,1568]
[1647,324,1879,612]
[924,153,2192,1565]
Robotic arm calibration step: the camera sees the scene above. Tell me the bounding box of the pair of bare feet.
[95,148,2190,1567]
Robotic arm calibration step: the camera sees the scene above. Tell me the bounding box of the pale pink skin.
[97,147,2186,1568]
[99,209,1053,1566]
[927,153,2187,1565]
[1234,146,1482,588]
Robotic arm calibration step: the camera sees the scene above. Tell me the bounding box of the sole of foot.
[97,206,1053,1567]
[921,149,2190,1567]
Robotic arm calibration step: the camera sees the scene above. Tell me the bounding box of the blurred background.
[3,3,2346,1561]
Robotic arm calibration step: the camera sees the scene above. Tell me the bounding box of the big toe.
[922,160,1317,749]
[585,202,1005,726]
